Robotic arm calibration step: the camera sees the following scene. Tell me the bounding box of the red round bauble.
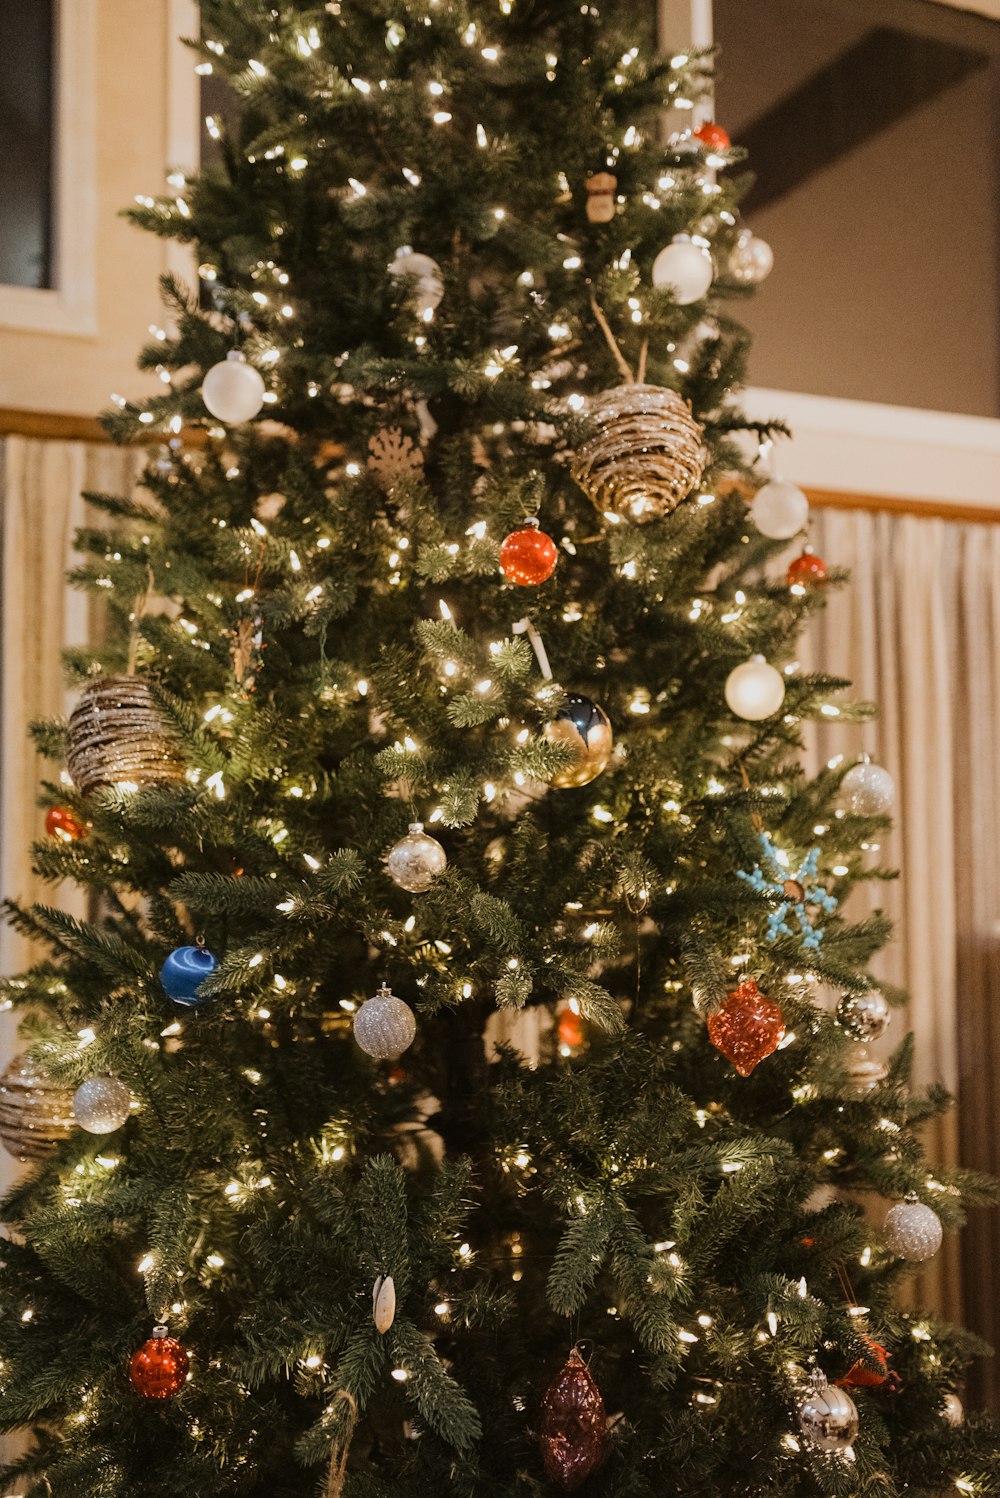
[787,549,828,590]
[129,1330,189,1400]
[44,805,86,842]
[694,121,731,151]
[539,1349,607,1490]
[499,520,558,587]
[838,1338,892,1389]
[558,1006,585,1050]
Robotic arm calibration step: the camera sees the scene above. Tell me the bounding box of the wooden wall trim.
[0,409,110,443]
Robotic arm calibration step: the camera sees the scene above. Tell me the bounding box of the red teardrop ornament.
[500,521,558,586]
[44,805,87,842]
[694,122,731,151]
[129,1330,190,1399]
[787,550,828,590]
[539,1349,607,1490]
[707,978,785,1077]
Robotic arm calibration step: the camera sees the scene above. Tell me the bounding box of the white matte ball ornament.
[72,1075,132,1135]
[202,351,266,424]
[728,229,774,285]
[651,234,714,305]
[388,246,444,319]
[386,823,447,893]
[883,1193,943,1262]
[753,479,810,540]
[724,655,785,721]
[797,1369,859,1453]
[842,760,895,816]
[353,984,417,1060]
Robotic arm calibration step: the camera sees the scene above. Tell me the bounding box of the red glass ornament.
[787,549,828,590]
[558,1005,585,1050]
[44,805,86,842]
[694,122,731,151]
[129,1328,189,1400]
[838,1338,893,1390]
[499,519,558,587]
[539,1349,607,1490]
[707,978,785,1077]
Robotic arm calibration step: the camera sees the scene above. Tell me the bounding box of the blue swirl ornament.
[160,945,219,1007]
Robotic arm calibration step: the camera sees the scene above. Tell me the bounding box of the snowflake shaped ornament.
[736,834,838,951]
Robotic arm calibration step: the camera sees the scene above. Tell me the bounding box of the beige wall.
[0,0,198,418]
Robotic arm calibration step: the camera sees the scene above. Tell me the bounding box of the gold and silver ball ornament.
[373,1274,396,1334]
[797,1368,859,1453]
[942,1392,965,1427]
[728,229,774,285]
[724,655,786,721]
[542,694,613,789]
[353,984,417,1060]
[386,823,447,894]
[201,350,266,424]
[0,1055,75,1162]
[72,1075,133,1135]
[66,675,186,795]
[842,1041,888,1097]
[651,233,714,304]
[752,478,810,540]
[842,758,895,816]
[883,1193,943,1262]
[388,245,444,319]
[570,384,706,524]
[837,991,891,1043]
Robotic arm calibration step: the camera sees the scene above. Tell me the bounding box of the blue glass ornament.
[160,945,219,1007]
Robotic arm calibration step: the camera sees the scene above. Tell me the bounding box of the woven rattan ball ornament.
[570,384,706,524]
[67,676,186,795]
[0,1055,75,1162]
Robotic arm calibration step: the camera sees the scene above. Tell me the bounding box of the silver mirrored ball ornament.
[837,990,891,1043]
[386,823,447,893]
[797,1369,859,1453]
[353,985,417,1060]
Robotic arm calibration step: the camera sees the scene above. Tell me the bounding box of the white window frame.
[659,0,1000,509]
[0,0,98,337]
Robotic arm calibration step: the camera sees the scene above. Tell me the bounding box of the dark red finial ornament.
[500,519,558,586]
[707,978,786,1077]
[129,1325,190,1400]
[539,1348,607,1490]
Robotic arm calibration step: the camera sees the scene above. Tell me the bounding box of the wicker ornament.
[66,676,186,795]
[570,384,706,523]
[0,1055,75,1162]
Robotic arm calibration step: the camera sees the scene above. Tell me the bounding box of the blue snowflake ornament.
[736,834,838,951]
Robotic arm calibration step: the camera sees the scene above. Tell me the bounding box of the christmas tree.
[1,2,998,1495]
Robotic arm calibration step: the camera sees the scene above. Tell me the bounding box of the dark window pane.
[714,0,1000,418]
[0,0,55,290]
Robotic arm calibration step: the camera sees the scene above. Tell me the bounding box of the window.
[0,0,55,290]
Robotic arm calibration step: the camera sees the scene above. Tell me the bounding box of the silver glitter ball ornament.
[942,1392,964,1427]
[842,759,895,816]
[728,229,774,285]
[837,991,891,1043]
[0,1055,75,1161]
[797,1368,859,1453]
[883,1193,943,1262]
[386,823,447,893]
[72,1075,133,1134]
[353,985,417,1060]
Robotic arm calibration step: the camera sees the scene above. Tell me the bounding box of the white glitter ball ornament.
[386,823,447,893]
[842,759,895,816]
[72,1075,133,1134]
[353,985,417,1060]
[797,1368,859,1453]
[201,351,266,424]
[724,655,785,721]
[752,479,810,540]
[883,1193,943,1262]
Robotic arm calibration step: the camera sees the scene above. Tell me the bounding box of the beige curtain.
[805,507,1000,1404]
[0,435,141,1191]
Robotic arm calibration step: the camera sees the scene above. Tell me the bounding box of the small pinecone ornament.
[883,1193,943,1262]
[67,676,185,794]
[373,1275,396,1334]
[0,1055,74,1161]
[570,384,706,523]
[539,1349,607,1490]
[707,978,785,1077]
[797,1367,859,1452]
[130,1325,190,1400]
